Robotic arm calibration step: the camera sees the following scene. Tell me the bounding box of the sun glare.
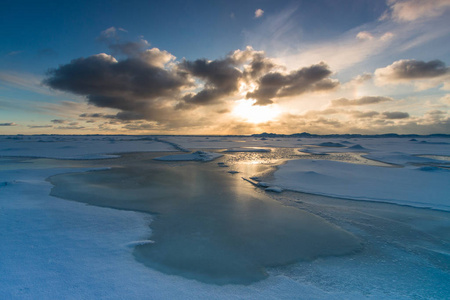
[232,99,281,123]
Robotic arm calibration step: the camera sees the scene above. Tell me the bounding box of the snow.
[270,159,450,210]
[265,186,283,193]
[154,151,222,161]
[363,152,449,166]
[0,135,177,159]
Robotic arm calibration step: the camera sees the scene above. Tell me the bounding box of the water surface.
[49,152,361,285]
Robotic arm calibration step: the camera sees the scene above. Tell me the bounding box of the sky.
[1,0,450,135]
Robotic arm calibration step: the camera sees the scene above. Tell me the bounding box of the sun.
[232,99,281,124]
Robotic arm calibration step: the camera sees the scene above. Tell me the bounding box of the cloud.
[0,71,54,96]
[79,113,110,118]
[108,39,150,57]
[382,111,410,119]
[255,9,264,18]
[0,122,16,126]
[179,57,242,106]
[374,59,450,89]
[51,119,67,124]
[246,62,339,105]
[375,59,448,81]
[56,125,85,130]
[281,28,395,72]
[424,110,447,121]
[356,31,374,40]
[28,125,53,128]
[350,111,381,118]
[331,96,392,107]
[386,0,450,22]
[98,27,120,40]
[44,43,339,127]
[44,51,191,123]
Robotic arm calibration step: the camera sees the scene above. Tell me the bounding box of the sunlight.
[232,99,281,123]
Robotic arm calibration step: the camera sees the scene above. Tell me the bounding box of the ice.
[0,135,177,159]
[154,151,222,161]
[265,186,283,193]
[270,159,450,210]
[223,148,271,152]
[316,142,346,147]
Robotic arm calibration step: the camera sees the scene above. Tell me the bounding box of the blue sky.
[1,0,449,134]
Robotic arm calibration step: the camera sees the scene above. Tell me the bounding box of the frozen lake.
[1,135,449,299]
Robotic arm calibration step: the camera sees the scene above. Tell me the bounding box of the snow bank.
[154,151,222,161]
[363,152,449,166]
[271,159,450,211]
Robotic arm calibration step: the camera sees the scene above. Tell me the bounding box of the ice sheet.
[154,151,222,161]
[0,135,177,159]
[270,159,450,210]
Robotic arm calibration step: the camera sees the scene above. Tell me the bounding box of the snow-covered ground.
[269,159,450,210]
[0,135,176,159]
[1,135,449,299]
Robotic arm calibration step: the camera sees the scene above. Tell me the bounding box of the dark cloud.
[44,51,191,124]
[79,113,107,118]
[350,111,380,118]
[375,59,449,82]
[122,123,155,131]
[51,119,66,124]
[382,111,410,119]
[179,58,242,105]
[179,47,280,107]
[247,62,339,105]
[331,96,392,107]
[242,53,276,80]
[0,122,16,126]
[56,125,85,130]
[28,125,53,128]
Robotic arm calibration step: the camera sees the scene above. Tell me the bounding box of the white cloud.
[387,0,450,22]
[255,9,264,18]
[100,27,118,38]
[356,31,374,40]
